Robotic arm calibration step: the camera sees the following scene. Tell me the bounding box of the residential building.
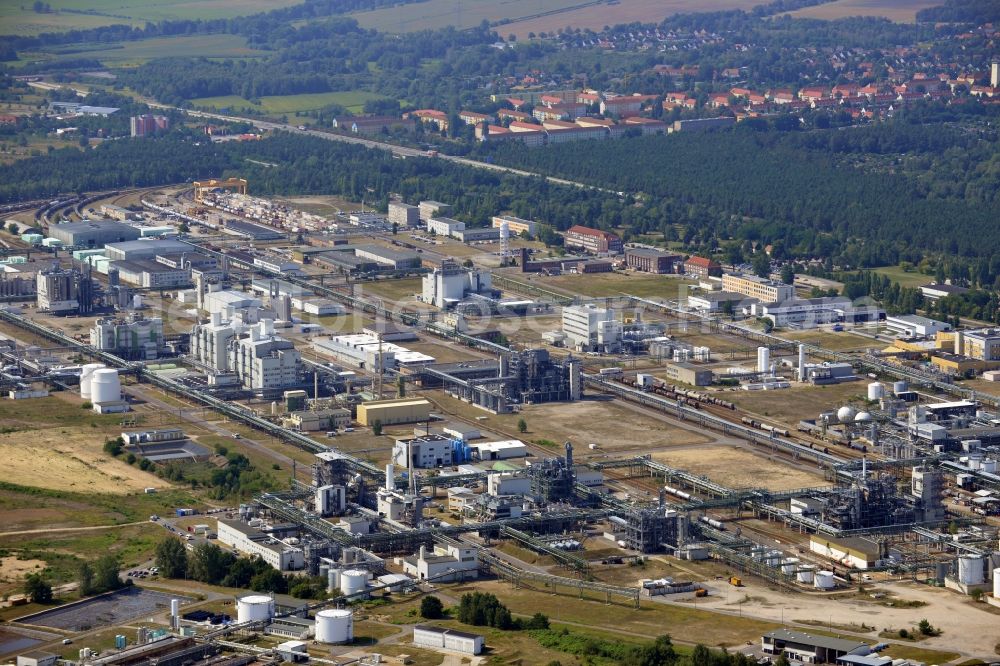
[458,110,493,125]
[885,314,952,338]
[683,256,722,278]
[722,273,795,303]
[46,220,141,247]
[412,626,484,655]
[216,518,304,571]
[403,543,479,581]
[426,216,465,237]
[388,202,420,228]
[418,200,451,222]
[562,303,622,352]
[130,113,168,137]
[492,215,537,236]
[625,247,681,273]
[600,94,656,116]
[672,117,736,132]
[761,629,869,664]
[564,225,622,254]
[90,314,164,360]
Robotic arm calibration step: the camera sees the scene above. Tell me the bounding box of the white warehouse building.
[413,626,484,655]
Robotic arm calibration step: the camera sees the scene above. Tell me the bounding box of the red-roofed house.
[458,110,493,125]
[623,116,667,135]
[769,89,796,104]
[408,109,449,131]
[498,109,531,122]
[683,256,722,278]
[798,87,827,102]
[601,94,657,116]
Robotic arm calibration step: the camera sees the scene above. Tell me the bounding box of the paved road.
[151,104,613,193]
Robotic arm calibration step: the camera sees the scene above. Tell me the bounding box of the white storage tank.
[893,380,908,395]
[796,565,815,584]
[765,550,782,567]
[236,595,275,623]
[814,570,835,590]
[315,609,353,644]
[340,569,368,596]
[90,368,121,405]
[327,568,341,592]
[993,568,1000,599]
[958,555,984,585]
[867,382,884,401]
[80,363,105,399]
[781,558,799,575]
[836,406,857,423]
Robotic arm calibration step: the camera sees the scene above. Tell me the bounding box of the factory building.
[312,334,435,370]
[228,320,302,394]
[392,434,463,468]
[722,273,795,303]
[452,227,502,243]
[427,216,465,237]
[402,544,479,581]
[36,266,92,314]
[356,398,432,426]
[110,259,190,288]
[687,291,749,312]
[488,472,531,496]
[491,215,537,236]
[421,262,493,309]
[809,535,881,569]
[354,245,422,270]
[624,248,681,274]
[762,630,870,664]
[388,202,421,228]
[662,362,713,386]
[90,314,164,360]
[562,304,622,352]
[885,314,952,338]
[46,220,141,247]
[203,289,264,319]
[191,313,244,373]
[961,328,1000,361]
[748,298,882,328]
[283,408,352,432]
[564,225,622,254]
[216,518,304,571]
[412,626,484,655]
[104,239,192,262]
[418,200,451,222]
[470,439,527,460]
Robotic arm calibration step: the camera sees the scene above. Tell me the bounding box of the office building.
[90,314,164,360]
[564,225,622,254]
[421,262,493,308]
[491,215,537,236]
[453,227,501,242]
[761,629,869,664]
[427,216,465,237]
[216,518,304,571]
[962,328,1000,361]
[562,303,621,352]
[46,220,141,247]
[687,291,748,312]
[388,202,420,228]
[625,248,681,273]
[722,273,795,303]
[418,200,451,221]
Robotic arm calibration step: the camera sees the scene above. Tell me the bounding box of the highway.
[153,104,613,193]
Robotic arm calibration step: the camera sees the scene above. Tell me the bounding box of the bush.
[899,628,909,638]
[420,595,444,619]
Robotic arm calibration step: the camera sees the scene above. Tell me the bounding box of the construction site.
[1,182,999,666]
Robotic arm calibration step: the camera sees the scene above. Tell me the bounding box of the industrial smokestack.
[798,344,806,382]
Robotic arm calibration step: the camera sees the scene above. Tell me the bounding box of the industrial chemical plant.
[1,181,999,666]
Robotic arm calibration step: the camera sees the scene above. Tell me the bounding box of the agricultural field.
[0,0,301,36]
[784,0,941,22]
[530,271,696,299]
[190,91,393,115]
[351,0,588,33]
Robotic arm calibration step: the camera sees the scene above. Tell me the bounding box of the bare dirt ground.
[728,381,868,425]
[651,445,826,491]
[0,556,47,587]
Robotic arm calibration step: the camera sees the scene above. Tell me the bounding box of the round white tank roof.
[836,406,857,422]
[239,595,274,604]
[855,412,873,422]
[317,608,352,618]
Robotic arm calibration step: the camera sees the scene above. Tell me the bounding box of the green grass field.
[19,34,266,67]
[872,265,933,289]
[880,644,961,664]
[0,0,302,36]
[191,90,392,114]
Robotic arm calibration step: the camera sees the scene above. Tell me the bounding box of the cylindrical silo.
[236,595,275,623]
[757,347,770,374]
[814,571,835,590]
[993,568,1000,598]
[893,380,907,395]
[90,368,121,405]
[80,363,105,399]
[315,609,353,644]
[867,382,884,401]
[781,558,799,575]
[327,568,341,593]
[796,566,814,584]
[958,555,984,585]
[340,569,368,596]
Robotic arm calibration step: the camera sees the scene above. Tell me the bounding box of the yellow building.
[356,398,431,426]
[721,273,795,303]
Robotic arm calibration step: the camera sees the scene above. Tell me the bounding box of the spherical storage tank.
[315,609,353,644]
[90,369,121,405]
[79,363,105,399]
[836,406,857,423]
[867,382,884,401]
[855,412,873,423]
[957,555,984,585]
[340,569,368,596]
[236,595,275,623]
[814,570,835,590]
